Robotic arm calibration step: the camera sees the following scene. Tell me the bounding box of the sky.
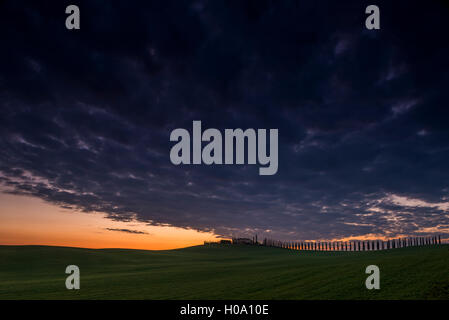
[1,0,449,249]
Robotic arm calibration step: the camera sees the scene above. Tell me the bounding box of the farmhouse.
[232,237,254,245]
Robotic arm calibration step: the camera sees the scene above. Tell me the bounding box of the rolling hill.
[0,244,448,299]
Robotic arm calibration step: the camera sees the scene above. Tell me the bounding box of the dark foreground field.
[0,244,448,299]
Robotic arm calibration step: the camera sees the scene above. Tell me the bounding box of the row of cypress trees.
[262,235,442,251]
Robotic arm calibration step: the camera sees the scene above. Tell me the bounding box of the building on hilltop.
[232,237,254,245]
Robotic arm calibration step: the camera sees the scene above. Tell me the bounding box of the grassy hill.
[0,244,448,299]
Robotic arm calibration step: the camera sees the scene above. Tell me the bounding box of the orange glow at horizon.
[0,193,220,250]
[1,193,446,250]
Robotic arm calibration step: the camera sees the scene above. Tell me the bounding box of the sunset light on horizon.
[0,192,220,250]
[2,190,446,250]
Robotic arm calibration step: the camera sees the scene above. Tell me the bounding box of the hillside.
[0,244,448,299]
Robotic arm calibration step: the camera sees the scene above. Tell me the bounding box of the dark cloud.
[105,228,149,235]
[0,0,448,240]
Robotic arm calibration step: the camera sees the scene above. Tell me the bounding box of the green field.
[0,244,448,299]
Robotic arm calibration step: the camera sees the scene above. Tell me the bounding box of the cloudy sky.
[1,0,449,247]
